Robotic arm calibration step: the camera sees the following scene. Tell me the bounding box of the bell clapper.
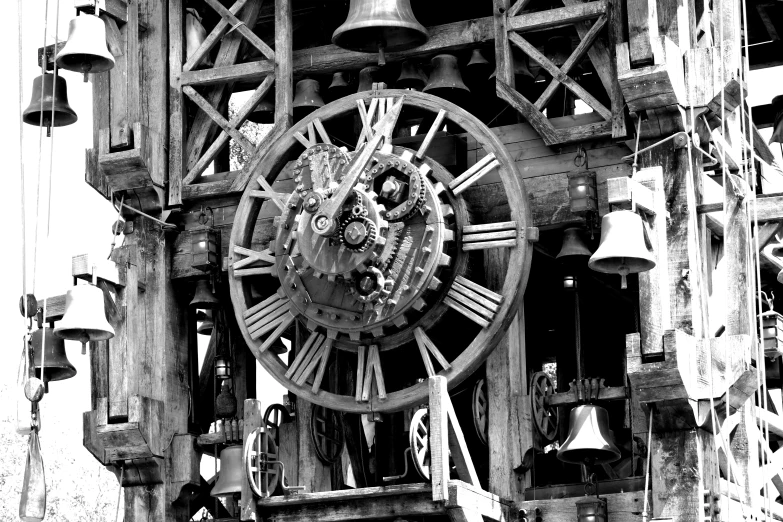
[618,263,629,290]
[378,43,386,66]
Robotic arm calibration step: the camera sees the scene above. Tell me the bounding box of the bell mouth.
[332,26,428,54]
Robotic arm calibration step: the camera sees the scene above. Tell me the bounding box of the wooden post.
[168,0,184,207]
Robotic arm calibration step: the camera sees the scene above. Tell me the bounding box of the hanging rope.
[115,464,124,522]
[17,0,28,324]
[642,408,653,522]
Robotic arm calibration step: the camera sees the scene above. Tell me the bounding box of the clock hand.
[311,97,404,237]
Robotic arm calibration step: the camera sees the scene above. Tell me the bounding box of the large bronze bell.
[53,284,115,348]
[185,8,213,68]
[557,405,621,465]
[197,309,214,336]
[23,73,78,136]
[357,66,382,92]
[557,227,592,260]
[211,445,244,497]
[588,210,656,289]
[248,96,274,124]
[31,327,77,383]
[328,72,352,100]
[423,54,470,102]
[396,60,428,91]
[191,279,220,309]
[56,14,115,81]
[769,95,782,146]
[293,79,325,121]
[332,0,428,55]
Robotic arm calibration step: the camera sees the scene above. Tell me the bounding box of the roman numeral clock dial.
[229,89,533,413]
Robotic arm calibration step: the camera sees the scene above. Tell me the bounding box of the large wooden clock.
[229,89,533,413]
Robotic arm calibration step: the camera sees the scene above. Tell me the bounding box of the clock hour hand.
[311,97,404,237]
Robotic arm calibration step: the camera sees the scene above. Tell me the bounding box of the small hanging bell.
[423,54,470,102]
[769,95,783,146]
[395,60,428,91]
[197,309,214,336]
[467,48,490,68]
[293,79,325,121]
[357,66,382,93]
[53,283,115,351]
[557,404,621,465]
[23,73,78,136]
[248,96,274,124]
[190,279,220,309]
[544,35,582,75]
[327,72,352,100]
[211,445,244,497]
[185,8,213,68]
[56,14,115,81]
[557,227,592,260]
[588,210,656,289]
[31,327,77,386]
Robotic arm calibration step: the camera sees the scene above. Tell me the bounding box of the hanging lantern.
[191,230,218,272]
[23,73,78,136]
[567,171,598,216]
[331,0,428,61]
[327,72,352,100]
[31,327,77,386]
[185,8,213,68]
[760,311,783,359]
[211,445,244,497]
[357,66,382,93]
[576,496,608,522]
[769,95,782,146]
[395,60,428,91]
[190,279,220,309]
[248,96,274,124]
[214,353,232,379]
[197,310,214,336]
[557,404,621,465]
[588,210,656,289]
[423,54,470,102]
[293,79,324,121]
[53,283,115,350]
[56,13,115,81]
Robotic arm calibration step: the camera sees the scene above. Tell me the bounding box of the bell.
[328,72,352,100]
[332,0,428,57]
[293,79,324,121]
[190,279,219,309]
[396,60,428,91]
[215,380,238,419]
[769,95,783,146]
[185,8,213,68]
[56,14,115,81]
[53,284,115,349]
[197,309,214,336]
[467,49,490,68]
[557,404,621,465]
[211,445,244,497]
[248,96,274,124]
[23,73,78,136]
[357,66,382,93]
[544,36,582,75]
[557,227,592,260]
[268,338,288,355]
[588,210,656,289]
[778,269,783,285]
[31,327,77,384]
[423,54,470,102]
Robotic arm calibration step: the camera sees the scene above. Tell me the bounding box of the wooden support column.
[484,248,533,502]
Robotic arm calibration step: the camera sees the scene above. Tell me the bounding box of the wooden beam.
[507,1,606,32]
[697,194,783,223]
[168,0,185,207]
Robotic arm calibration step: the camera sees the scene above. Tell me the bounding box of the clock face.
[229,90,532,413]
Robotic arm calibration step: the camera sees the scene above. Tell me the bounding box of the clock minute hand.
[311,97,404,237]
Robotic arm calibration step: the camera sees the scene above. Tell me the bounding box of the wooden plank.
[627,0,658,66]
[428,376,451,502]
[507,1,606,32]
[516,491,646,521]
[167,0,185,207]
[493,0,514,90]
[274,0,293,133]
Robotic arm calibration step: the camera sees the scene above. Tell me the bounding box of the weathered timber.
[616,38,686,113]
[516,491,646,521]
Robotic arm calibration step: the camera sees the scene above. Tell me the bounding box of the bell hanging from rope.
[423,54,470,102]
[557,404,621,465]
[357,66,382,93]
[23,73,78,136]
[769,95,783,146]
[395,60,428,91]
[190,279,220,309]
[197,309,214,336]
[544,35,581,75]
[588,210,656,289]
[56,14,115,82]
[557,227,592,260]
[293,79,325,122]
[327,72,352,100]
[211,445,245,497]
[331,0,428,64]
[185,8,213,68]
[53,284,115,350]
[248,96,274,124]
[31,328,77,387]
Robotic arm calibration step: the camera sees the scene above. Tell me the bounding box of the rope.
[632,114,642,175]
[17,0,27,323]
[115,464,124,522]
[642,408,653,522]
[32,0,51,297]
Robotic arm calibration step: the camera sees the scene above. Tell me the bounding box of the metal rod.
[113,201,178,230]
[621,132,681,163]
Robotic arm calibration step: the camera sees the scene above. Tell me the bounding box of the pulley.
[588,210,655,289]
[395,60,428,91]
[248,96,274,124]
[557,404,621,465]
[53,283,115,349]
[211,445,244,497]
[190,279,219,309]
[331,0,428,61]
[328,72,352,100]
[423,54,470,102]
[185,8,212,68]
[770,95,782,146]
[556,227,592,260]
[56,14,115,81]
[23,73,78,136]
[357,66,382,93]
[293,79,324,121]
[31,327,77,385]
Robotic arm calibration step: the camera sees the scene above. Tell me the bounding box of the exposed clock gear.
[340,216,378,252]
[371,151,428,222]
